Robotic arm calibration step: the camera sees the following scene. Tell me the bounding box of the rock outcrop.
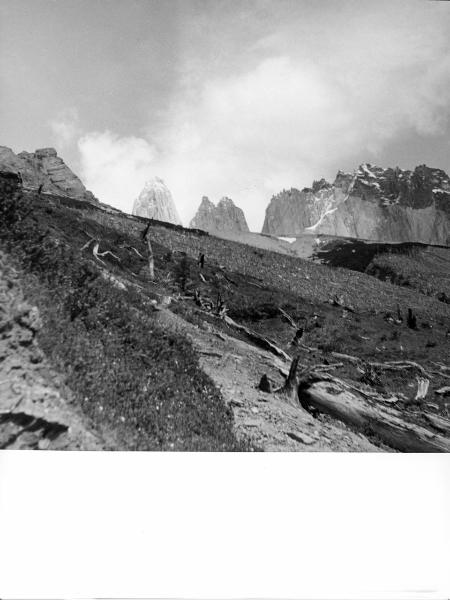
[132,176,181,225]
[0,145,98,204]
[262,164,450,245]
[190,196,249,233]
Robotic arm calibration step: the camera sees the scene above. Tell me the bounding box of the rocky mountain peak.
[217,196,235,207]
[190,196,249,233]
[34,147,58,159]
[132,176,181,225]
[312,178,332,193]
[199,196,215,210]
[0,145,98,204]
[262,162,450,244]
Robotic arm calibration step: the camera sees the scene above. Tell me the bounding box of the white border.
[0,452,449,599]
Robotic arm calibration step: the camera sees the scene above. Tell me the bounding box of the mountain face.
[190,196,250,233]
[0,146,98,204]
[132,177,181,225]
[262,164,450,245]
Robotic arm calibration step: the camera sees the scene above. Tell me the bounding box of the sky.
[1,0,450,231]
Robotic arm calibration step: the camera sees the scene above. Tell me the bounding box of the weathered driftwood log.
[223,314,291,361]
[297,374,450,452]
[93,242,120,264]
[331,353,434,379]
[80,236,121,265]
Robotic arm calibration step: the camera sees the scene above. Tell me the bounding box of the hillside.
[1,171,449,451]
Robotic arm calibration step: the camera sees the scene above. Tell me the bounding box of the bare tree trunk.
[147,236,154,280]
[141,222,155,280]
[276,356,301,406]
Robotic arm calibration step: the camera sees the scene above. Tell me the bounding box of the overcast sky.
[1,0,450,230]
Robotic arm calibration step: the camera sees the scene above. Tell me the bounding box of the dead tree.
[258,374,272,393]
[216,292,226,316]
[407,308,417,330]
[142,222,154,280]
[275,356,302,407]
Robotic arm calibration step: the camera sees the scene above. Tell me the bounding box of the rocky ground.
[0,251,109,449]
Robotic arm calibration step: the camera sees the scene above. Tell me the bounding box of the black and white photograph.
[0,0,449,596]
[1,0,449,453]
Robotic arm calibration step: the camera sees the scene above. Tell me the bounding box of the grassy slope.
[314,237,450,301]
[2,181,449,450]
[0,181,250,451]
[52,193,449,414]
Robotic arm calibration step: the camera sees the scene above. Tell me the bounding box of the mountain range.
[0,146,448,246]
[263,163,450,245]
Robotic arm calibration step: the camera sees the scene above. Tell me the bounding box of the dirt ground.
[152,305,380,452]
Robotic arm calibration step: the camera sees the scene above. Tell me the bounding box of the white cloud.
[74,2,450,231]
[77,131,156,213]
[49,108,81,148]
[149,3,450,231]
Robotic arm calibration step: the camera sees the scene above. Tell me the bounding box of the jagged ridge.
[190,196,249,233]
[263,163,450,245]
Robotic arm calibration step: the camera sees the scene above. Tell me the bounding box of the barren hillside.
[1,172,449,451]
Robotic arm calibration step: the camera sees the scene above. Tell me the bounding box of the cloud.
[150,2,450,231]
[77,131,156,213]
[49,108,81,148]
[75,1,450,231]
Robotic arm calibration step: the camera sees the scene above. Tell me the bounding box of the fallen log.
[297,374,450,452]
[93,242,120,264]
[129,246,145,259]
[436,386,450,396]
[223,315,291,362]
[279,307,298,329]
[331,353,433,379]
